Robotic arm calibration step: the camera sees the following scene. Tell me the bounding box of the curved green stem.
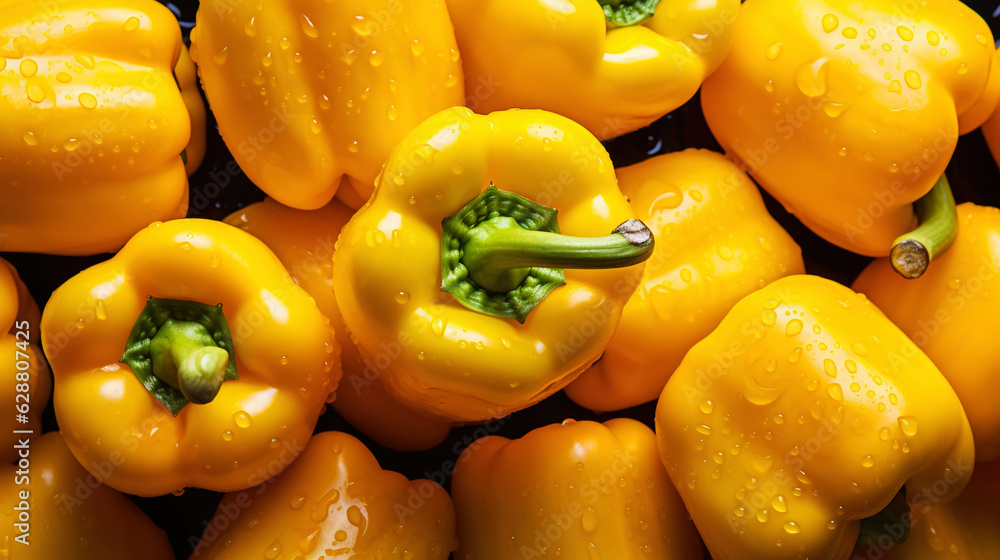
[149,319,229,405]
[120,297,238,415]
[462,216,653,292]
[890,176,957,279]
[598,0,660,27]
[440,184,654,322]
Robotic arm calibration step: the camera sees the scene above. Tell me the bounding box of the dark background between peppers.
[4,0,1000,557]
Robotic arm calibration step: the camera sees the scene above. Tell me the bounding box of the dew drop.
[234,411,252,428]
[822,14,839,33]
[766,42,783,60]
[842,27,858,39]
[394,291,410,304]
[784,521,801,534]
[823,358,838,377]
[785,319,803,336]
[897,416,917,436]
[19,59,37,77]
[79,92,97,109]
[903,70,921,89]
[699,399,714,414]
[926,30,940,46]
[828,383,844,401]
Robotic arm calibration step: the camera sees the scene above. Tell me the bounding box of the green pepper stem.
[462,217,654,292]
[890,176,957,279]
[149,319,229,405]
[598,0,660,27]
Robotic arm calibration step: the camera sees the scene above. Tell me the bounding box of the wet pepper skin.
[452,418,704,560]
[226,198,451,451]
[0,432,174,559]
[701,0,1000,256]
[332,107,644,423]
[853,203,1000,462]
[655,275,974,560]
[0,258,50,464]
[191,0,464,210]
[566,149,804,412]
[870,459,1000,560]
[0,0,206,255]
[190,431,457,560]
[447,0,738,141]
[40,219,339,496]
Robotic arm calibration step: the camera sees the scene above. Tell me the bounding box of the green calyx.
[598,0,660,27]
[440,184,654,323]
[856,487,910,548]
[120,297,238,415]
[890,175,957,279]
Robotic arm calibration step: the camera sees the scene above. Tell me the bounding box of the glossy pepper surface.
[871,459,1000,560]
[853,203,1000,462]
[191,0,464,210]
[0,432,174,559]
[655,275,974,560]
[452,418,704,560]
[226,198,451,451]
[566,149,804,412]
[980,50,1000,166]
[0,0,206,255]
[40,219,339,496]
[332,107,649,423]
[190,431,458,560]
[701,0,1000,257]
[1,258,50,464]
[446,0,738,140]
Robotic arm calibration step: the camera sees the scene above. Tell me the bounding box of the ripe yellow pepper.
[446,0,739,140]
[871,459,1000,560]
[981,49,1000,165]
[701,0,1000,267]
[853,203,1000,463]
[226,198,451,451]
[1,258,50,464]
[333,107,652,422]
[655,275,974,560]
[190,431,457,560]
[40,219,339,496]
[452,418,704,559]
[0,432,173,559]
[0,0,206,256]
[566,149,804,411]
[191,0,464,210]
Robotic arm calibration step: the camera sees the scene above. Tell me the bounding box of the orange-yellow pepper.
[191,0,464,210]
[566,149,804,411]
[446,0,739,140]
[0,432,174,559]
[40,219,339,496]
[701,0,1000,258]
[1,258,50,464]
[189,431,457,560]
[853,203,1000,462]
[451,418,704,559]
[867,459,1000,560]
[0,0,206,255]
[656,275,974,560]
[333,107,650,423]
[226,198,451,451]
[981,48,1000,166]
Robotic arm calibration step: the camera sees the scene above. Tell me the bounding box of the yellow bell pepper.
[869,459,1000,560]
[226,198,451,451]
[701,0,1000,268]
[853,203,1000,463]
[40,219,339,496]
[190,431,457,560]
[452,418,704,559]
[332,107,652,422]
[566,149,804,411]
[1,258,50,464]
[191,0,464,210]
[0,432,174,558]
[0,0,206,256]
[655,274,974,560]
[446,0,739,140]
[981,49,1000,166]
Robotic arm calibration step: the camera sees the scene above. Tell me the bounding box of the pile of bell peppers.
[2,0,1000,558]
